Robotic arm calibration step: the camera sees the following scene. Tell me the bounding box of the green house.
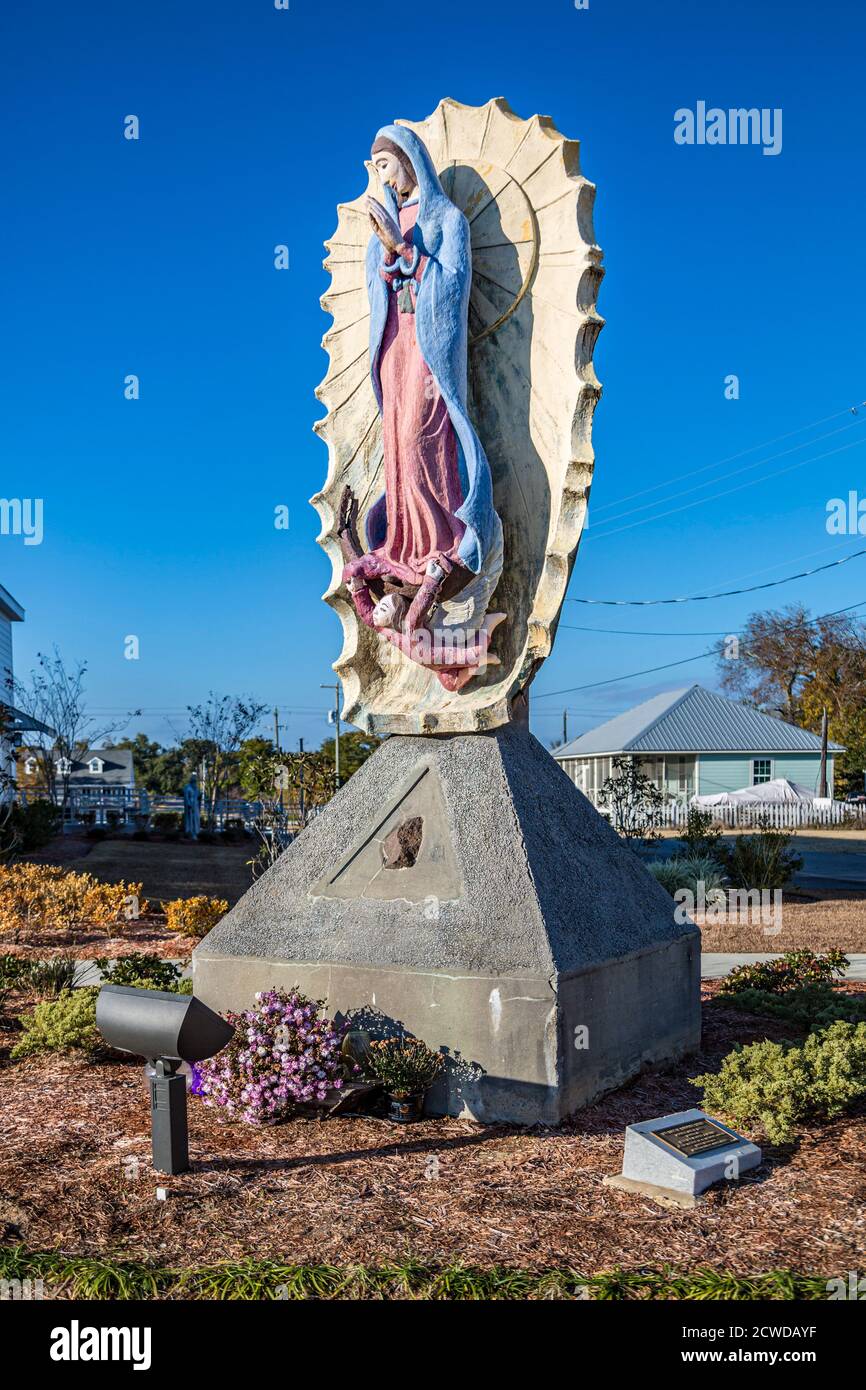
[552,684,844,805]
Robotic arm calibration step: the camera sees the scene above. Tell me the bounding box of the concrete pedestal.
[193,725,701,1125]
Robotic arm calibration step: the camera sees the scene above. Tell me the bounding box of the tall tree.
[715,605,866,793]
[111,733,164,788]
[318,730,381,780]
[714,604,816,721]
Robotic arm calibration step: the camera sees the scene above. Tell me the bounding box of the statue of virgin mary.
[338,123,504,692]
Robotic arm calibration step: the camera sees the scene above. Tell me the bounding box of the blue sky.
[3,0,865,752]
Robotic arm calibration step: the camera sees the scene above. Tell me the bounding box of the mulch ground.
[0,920,194,962]
[2,981,864,1278]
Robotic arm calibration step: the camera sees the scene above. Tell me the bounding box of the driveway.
[644,836,866,892]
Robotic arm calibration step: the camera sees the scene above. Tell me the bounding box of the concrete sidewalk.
[702,952,866,980]
[73,954,866,984]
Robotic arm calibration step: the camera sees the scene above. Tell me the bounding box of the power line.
[588,417,865,532]
[589,398,866,517]
[561,624,730,637]
[569,547,866,606]
[559,598,866,637]
[537,597,866,701]
[535,649,714,700]
[584,433,866,543]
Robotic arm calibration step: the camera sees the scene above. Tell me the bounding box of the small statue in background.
[183,772,201,840]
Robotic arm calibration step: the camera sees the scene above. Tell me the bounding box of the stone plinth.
[605,1108,762,1204]
[193,725,701,1125]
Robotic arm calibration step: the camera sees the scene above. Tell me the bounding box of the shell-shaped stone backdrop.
[312,97,604,735]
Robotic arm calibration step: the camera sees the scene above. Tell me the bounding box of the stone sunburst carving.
[312,96,604,735]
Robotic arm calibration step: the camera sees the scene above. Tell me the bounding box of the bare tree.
[715,604,866,724]
[12,648,124,817]
[186,693,268,825]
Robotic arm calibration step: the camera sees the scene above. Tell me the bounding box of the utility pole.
[819,706,829,799]
[320,682,341,789]
[562,709,568,745]
[272,709,284,810]
[298,737,305,826]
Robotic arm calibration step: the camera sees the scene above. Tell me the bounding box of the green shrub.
[692,1021,866,1142]
[719,949,849,997]
[0,954,29,990]
[150,811,182,833]
[10,987,100,1059]
[5,800,61,851]
[27,955,83,997]
[647,854,728,898]
[719,816,803,890]
[723,983,866,1030]
[681,807,725,859]
[95,954,185,993]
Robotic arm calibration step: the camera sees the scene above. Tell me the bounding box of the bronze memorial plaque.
[654,1118,737,1158]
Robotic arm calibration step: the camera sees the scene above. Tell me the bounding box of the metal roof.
[2,703,54,736]
[18,747,135,787]
[0,583,24,623]
[553,685,845,757]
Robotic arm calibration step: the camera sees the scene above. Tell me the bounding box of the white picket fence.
[657,800,866,829]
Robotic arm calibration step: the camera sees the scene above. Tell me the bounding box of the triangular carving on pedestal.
[309,761,463,904]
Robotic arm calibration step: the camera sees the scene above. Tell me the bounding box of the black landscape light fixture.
[97,985,234,1175]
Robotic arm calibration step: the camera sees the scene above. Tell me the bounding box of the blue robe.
[365,124,497,577]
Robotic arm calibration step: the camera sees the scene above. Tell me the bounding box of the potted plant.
[366,1035,444,1122]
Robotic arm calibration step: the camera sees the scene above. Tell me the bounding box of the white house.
[18,747,135,796]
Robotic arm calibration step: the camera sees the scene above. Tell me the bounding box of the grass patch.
[0,1246,830,1301]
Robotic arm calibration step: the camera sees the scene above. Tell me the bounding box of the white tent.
[691,777,817,809]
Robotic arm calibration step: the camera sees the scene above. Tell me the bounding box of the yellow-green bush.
[165,895,228,938]
[693,1021,866,1142]
[11,987,100,1058]
[10,965,193,1059]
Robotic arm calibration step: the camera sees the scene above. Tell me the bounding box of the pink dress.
[373,202,466,586]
